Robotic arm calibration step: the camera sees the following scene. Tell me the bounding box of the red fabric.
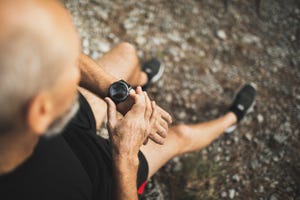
[137,181,147,195]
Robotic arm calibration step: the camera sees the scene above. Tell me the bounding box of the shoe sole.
[149,62,165,83]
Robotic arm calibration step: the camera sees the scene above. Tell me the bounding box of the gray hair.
[0,29,66,133]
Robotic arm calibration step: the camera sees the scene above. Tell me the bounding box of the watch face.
[109,82,129,103]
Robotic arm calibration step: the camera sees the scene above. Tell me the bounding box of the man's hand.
[105,87,155,158]
[105,87,155,200]
[117,89,172,145]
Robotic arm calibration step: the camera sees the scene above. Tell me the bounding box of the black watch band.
[108,80,132,104]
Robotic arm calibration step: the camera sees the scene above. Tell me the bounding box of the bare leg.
[79,43,238,180]
[140,112,237,179]
[96,42,148,87]
[78,87,107,129]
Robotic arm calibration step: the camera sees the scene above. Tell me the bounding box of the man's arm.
[78,53,116,98]
[105,87,154,200]
[78,53,172,144]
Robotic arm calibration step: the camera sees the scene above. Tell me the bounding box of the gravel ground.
[62,0,300,199]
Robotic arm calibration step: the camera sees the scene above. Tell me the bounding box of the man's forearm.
[78,53,117,98]
[112,155,139,200]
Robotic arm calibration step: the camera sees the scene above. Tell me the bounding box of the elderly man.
[0,0,256,199]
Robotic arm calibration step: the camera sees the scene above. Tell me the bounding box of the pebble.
[178,111,186,120]
[217,30,227,40]
[82,38,89,48]
[165,94,173,103]
[241,34,261,45]
[98,41,110,52]
[232,174,240,182]
[257,114,264,123]
[269,194,278,200]
[136,36,146,45]
[274,134,288,144]
[221,191,227,197]
[244,133,253,141]
[229,189,235,199]
[259,185,264,193]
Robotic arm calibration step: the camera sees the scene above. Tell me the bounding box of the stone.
[136,36,146,45]
[221,191,227,198]
[229,189,235,199]
[257,114,264,123]
[241,34,261,45]
[244,133,253,141]
[269,194,278,200]
[82,38,89,48]
[259,185,264,193]
[98,41,110,53]
[232,174,240,182]
[274,134,288,144]
[217,30,227,40]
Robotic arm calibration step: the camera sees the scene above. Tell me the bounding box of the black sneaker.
[225,83,257,133]
[141,58,164,90]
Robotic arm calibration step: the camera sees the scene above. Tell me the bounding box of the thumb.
[104,97,117,131]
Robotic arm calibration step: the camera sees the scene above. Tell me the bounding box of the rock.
[217,30,227,40]
[244,133,253,141]
[90,51,100,60]
[274,134,288,144]
[269,193,278,200]
[199,50,206,57]
[273,156,279,162]
[229,189,235,199]
[178,111,186,120]
[232,174,240,182]
[221,191,227,198]
[214,155,220,162]
[241,34,261,45]
[123,17,137,30]
[96,9,109,20]
[257,114,264,123]
[259,185,264,193]
[82,38,89,48]
[165,94,173,103]
[136,36,146,45]
[98,41,110,52]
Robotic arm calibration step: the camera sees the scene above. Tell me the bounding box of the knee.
[117,42,137,56]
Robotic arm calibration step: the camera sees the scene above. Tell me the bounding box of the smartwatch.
[108,80,132,104]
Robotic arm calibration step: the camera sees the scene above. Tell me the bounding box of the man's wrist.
[112,153,139,170]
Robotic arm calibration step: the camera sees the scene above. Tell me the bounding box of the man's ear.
[26,92,54,135]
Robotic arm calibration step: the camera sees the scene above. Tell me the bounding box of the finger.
[136,86,143,95]
[155,123,168,138]
[129,88,137,99]
[143,137,149,145]
[104,97,117,132]
[149,101,157,124]
[157,106,173,124]
[133,86,145,105]
[149,133,165,145]
[144,92,152,120]
[159,118,168,131]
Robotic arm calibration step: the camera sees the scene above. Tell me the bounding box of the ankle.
[226,112,238,125]
[139,72,148,87]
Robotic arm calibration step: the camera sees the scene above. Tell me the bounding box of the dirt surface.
[63,0,300,199]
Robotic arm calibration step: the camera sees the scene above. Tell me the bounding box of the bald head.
[0,0,80,133]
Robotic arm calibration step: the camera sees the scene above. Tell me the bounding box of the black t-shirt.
[0,93,148,200]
